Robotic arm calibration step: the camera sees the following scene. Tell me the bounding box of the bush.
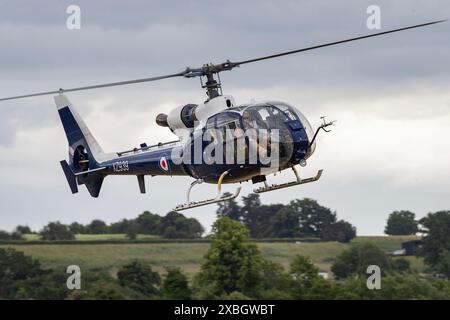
[331,242,392,279]
[87,219,108,234]
[40,222,75,241]
[0,230,24,241]
[392,258,411,273]
[334,274,450,300]
[0,248,68,299]
[15,225,33,234]
[161,267,191,299]
[117,261,161,297]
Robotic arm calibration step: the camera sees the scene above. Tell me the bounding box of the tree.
[334,274,450,300]
[0,248,68,299]
[322,220,356,243]
[135,211,161,234]
[290,198,337,237]
[68,222,88,234]
[10,231,24,241]
[40,222,75,241]
[385,211,418,235]
[436,250,450,278]
[194,218,263,297]
[160,211,204,238]
[109,219,131,234]
[216,193,242,221]
[161,267,191,299]
[271,206,302,238]
[271,198,348,240]
[218,193,285,238]
[71,282,127,300]
[419,211,450,269]
[258,260,293,299]
[67,269,142,300]
[125,222,140,240]
[245,204,283,238]
[87,219,108,234]
[289,255,320,298]
[0,230,23,241]
[392,257,411,273]
[331,242,392,279]
[241,193,262,230]
[117,261,161,297]
[15,225,33,234]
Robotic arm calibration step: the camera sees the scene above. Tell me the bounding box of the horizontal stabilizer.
[60,160,78,194]
[74,167,107,176]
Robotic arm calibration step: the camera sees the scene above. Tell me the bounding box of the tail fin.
[55,93,106,197]
[54,93,104,165]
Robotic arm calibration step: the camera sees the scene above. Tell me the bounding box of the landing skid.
[253,167,323,194]
[173,170,241,211]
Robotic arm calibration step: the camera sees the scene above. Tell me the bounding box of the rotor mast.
[203,71,221,99]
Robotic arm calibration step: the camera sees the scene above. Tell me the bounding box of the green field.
[22,233,160,241]
[0,235,424,277]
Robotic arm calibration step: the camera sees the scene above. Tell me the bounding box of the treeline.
[0,211,204,241]
[1,195,358,242]
[69,211,205,239]
[217,194,356,242]
[1,217,449,300]
[2,194,448,247]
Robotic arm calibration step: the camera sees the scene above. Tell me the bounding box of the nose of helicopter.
[291,107,316,159]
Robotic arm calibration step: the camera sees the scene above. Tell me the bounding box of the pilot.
[239,110,272,163]
[242,111,255,129]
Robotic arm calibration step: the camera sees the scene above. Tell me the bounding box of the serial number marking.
[113,161,129,172]
[218,304,274,315]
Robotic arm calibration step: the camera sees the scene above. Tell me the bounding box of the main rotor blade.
[233,19,447,67]
[0,70,187,101]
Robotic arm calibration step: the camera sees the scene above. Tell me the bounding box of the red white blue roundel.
[159,155,169,172]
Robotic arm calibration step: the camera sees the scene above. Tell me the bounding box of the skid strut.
[253,167,323,194]
[173,170,241,211]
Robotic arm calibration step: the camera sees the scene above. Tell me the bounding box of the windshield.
[242,105,289,130]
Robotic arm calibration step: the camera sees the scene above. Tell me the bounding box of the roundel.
[159,155,169,172]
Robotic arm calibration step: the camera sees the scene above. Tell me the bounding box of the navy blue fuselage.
[98,103,312,184]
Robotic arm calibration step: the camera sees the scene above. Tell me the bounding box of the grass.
[0,236,425,277]
[23,233,161,241]
[352,235,420,252]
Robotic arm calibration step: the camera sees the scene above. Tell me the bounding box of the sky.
[0,0,449,235]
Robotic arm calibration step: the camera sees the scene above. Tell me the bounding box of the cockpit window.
[243,105,289,130]
[206,112,240,129]
[268,102,299,121]
[206,112,241,144]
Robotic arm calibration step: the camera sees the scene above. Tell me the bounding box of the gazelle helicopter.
[0,20,445,211]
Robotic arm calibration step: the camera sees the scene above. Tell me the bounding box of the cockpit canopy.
[204,101,316,167]
[206,101,315,155]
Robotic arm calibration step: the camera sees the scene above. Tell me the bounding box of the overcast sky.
[0,0,449,235]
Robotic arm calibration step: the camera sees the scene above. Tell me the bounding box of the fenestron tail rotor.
[0,19,446,102]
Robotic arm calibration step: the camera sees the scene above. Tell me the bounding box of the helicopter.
[0,20,445,211]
